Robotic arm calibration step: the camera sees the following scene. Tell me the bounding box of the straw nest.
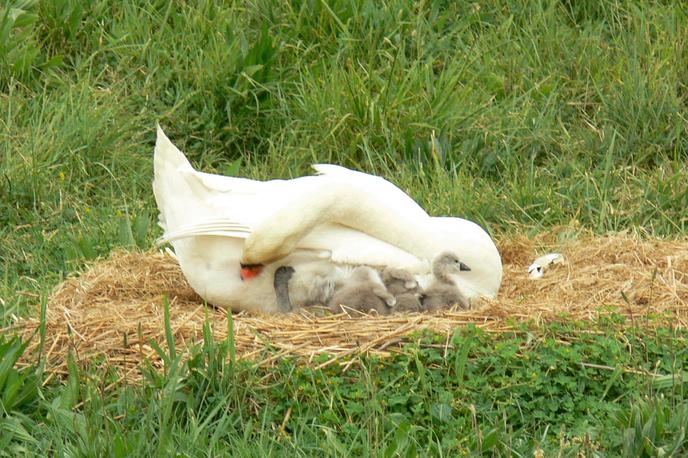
[9,233,688,380]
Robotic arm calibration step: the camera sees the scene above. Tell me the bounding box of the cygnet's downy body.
[381,267,422,312]
[273,263,340,312]
[328,266,396,315]
[421,252,471,311]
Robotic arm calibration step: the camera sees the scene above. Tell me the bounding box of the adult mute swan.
[153,126,502,313]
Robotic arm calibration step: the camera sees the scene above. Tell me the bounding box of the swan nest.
[10,233,688,381]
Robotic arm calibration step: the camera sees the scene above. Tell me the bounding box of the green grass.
[2,320,687,456]
[1,0,687,455]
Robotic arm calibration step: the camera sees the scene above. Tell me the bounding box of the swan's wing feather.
[298,224,429,273]
[158,219,252,244]
[155,125,281,234]
[160,230,250,244]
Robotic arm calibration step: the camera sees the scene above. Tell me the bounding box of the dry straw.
[8,233,688,380]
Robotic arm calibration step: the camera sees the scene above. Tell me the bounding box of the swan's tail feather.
[154,124,193,173]
[153,125,266,239]
[153,125,196,232]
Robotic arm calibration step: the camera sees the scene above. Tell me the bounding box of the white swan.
[152,126,502,313]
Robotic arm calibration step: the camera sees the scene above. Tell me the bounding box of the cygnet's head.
[350,266,376,282]
[433,251,471,275]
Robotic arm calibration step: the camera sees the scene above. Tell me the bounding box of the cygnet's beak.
[459,262,471,272]
[240,263,264,281]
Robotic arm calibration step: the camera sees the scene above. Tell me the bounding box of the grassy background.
[1,0,687,455]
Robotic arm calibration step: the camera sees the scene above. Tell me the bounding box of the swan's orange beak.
[240,264,264,281]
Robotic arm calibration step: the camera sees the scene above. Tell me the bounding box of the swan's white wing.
[156,217,428,272]
[155,125,292,232]
[234,166,439,265]
[156,128,433,264]
[299,224,429,272]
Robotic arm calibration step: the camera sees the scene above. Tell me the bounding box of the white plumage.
[153,125,503,313]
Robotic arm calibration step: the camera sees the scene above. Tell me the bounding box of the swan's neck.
[434,266,456,285]
[243,181,441,265]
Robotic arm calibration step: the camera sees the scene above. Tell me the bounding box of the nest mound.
[10,233,688,379]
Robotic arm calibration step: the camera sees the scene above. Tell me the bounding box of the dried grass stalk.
[11,233,688,379]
